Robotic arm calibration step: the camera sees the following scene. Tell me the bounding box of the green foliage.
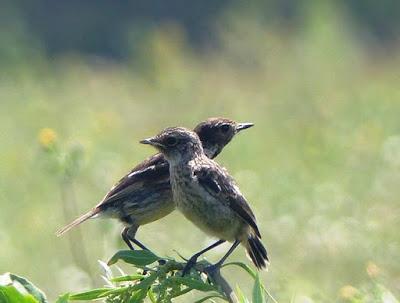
[0,273,48,303]
[222,263,276,303]
[49,249,275,303]
[235,287,249,303]
[0,286,38,303]
[107,250,160,267]
[55,294,70,303]
[251,274,264,303]
[1,254,398,302]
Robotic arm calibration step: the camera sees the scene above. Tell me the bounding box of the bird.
[140,127,268,273]
[56,118,254,252]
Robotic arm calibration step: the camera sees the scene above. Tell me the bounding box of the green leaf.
[68,288,112,300]
[129,288,148,303]
[147,289,157,303]
[222,262,256,279]
[0,285,39,303]
[223,263,278,303]
[104,273,157,300]
[194,294,226,303]
[132,273,158,292]
[9,273,48,303]
[236,286,250,303]
[107,250,159,266]
[252,274,265,303]
[169,276,217,292]
[0,273,48,303]
[111,274,145,282]
[169,287,192,299]
[101,287,130,297]
[55,293,70,303]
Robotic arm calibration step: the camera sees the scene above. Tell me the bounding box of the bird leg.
[121,227,135,250]
[204,240,240,275]
[182,239,226,276]
[131,238,151,251]
[123,226,152,251]
[122,226,166,266]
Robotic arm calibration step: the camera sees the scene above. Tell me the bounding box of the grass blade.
[222,262,256,279]
[194,294,227,303]
[236,286,250,303]
[222,263,278,303]
[252,273,265,303]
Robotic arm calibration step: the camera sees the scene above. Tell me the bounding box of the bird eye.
[220,124,230,133]
[165,137,178,146]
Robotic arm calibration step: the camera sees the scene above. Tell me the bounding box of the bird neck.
[168,143,205,167]
[203,143,221,159]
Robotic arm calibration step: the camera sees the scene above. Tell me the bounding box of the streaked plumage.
[141,127,268,270]
[56,118,254,251]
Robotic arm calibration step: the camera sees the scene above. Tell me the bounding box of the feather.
[56,208,99,236]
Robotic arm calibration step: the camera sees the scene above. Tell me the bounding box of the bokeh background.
[1,0,400,301]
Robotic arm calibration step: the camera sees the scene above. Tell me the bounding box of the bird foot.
[158,259,166,266]
[203,264,221,276]
[182,255,199,276]
[203,264,222,285]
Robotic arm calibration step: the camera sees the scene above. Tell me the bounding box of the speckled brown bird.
[56,118,254,251]
[140,127,268,273]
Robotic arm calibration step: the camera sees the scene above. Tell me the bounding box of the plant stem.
[60,178,93,281]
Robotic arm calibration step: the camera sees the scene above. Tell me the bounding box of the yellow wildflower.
[339,285,358,300]
[366,261,381,278]
[38,128,57,148]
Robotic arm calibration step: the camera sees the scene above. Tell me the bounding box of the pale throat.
[164,143,205,166]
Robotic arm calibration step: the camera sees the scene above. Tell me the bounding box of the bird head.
[194,118,254,158]
[140,127,203,163]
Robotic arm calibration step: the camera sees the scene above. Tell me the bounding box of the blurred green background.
[1,0,400,302]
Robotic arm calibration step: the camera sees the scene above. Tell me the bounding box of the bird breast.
[170,161,244,241]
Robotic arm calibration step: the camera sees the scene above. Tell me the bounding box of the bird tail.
[245,235,269,270]
[56,208,100,236]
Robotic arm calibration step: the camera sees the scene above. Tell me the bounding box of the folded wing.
[194,166,261,238]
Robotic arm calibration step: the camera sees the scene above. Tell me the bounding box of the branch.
[206,268,238,303]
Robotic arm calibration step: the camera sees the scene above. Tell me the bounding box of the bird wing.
[194,165,261,238]
[97,153,170,207]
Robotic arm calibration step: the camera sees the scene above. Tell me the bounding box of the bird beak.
[140,137,163,147]
[236,122,254,132]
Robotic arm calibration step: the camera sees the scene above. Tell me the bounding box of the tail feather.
[246,236,269,270]
[56,209,99,236]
